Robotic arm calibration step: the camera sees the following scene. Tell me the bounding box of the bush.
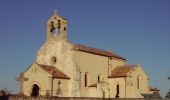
[0,88,13,96]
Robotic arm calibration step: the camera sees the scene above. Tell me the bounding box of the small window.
[98,74,101,82]
[51,56,57,64]
[58,20,61,28]
[137,76,140,89]
[51,21,54,24]
[115,84,120,98]
[64,27,66,31]
[85,73,88,87]
[50,21,55,32]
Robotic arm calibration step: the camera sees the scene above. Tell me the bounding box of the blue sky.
[0,0,170,96]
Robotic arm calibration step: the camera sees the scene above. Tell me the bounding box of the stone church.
[18,11,151,98]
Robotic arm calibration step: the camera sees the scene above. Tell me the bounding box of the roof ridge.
[109,64,138,78]
[35,62,70,79]
[73,44,125,60]
[117,64,138,68]
[76,44,114,54]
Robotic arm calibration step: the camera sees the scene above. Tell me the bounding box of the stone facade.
[19,11,151,98]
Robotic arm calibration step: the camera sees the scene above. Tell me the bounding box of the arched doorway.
[31,84,39,97]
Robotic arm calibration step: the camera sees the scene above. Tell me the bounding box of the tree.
[165,77,170,98]
[165,89,170,98]
[168,77,170,80]
[0,88,13,96]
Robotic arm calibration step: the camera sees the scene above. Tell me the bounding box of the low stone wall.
[0,96,8,100]
[6,96,170,100]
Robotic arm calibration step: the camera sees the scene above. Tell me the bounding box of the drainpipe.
[51,77,54,96]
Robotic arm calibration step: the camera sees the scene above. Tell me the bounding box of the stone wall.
[7,96,170,100]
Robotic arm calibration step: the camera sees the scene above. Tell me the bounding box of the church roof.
[74,44,126,60]
[36,63,70,79]
[108,65,138,78]
[150,87,160,91]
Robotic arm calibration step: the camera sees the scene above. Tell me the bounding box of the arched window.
[56,20,61,33]
[51,56,57,65]
[50,21,55,32]
[58,20,61,28]
[137,76,140,89]
[64,27,66,31]
[85,72,88,87]
[115,84,120,98]
[98,74,101,82]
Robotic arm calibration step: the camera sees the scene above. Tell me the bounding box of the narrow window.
[50,21,55,32]
[51,56,57,65]
[58,20,61,28]
[85,73,88,87]
[115,84,120,98]
[55,20,61,33]
[64,27,66,31]
[137,76,140,89]
[98,74,101,82]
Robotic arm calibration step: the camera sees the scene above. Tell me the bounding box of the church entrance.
[31,84,39,97]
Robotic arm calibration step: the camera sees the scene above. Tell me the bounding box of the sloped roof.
[74,44,125,60]
[141,93,161,98]
[150,87,160,91]
[108,65,138,78]
[36,63,70,79]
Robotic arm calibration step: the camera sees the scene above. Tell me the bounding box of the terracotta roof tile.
[36,63,70,79]
[150,87,160,91]
[108,65,137,78]
[74,44,125,60]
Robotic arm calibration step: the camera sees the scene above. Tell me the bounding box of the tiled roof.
[88,83,97,87]
[36,63,70,79]
[150,87,160,91]
[108,65,137,78]
[74,44,125,60]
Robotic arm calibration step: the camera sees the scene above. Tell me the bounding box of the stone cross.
[56,80,63,96]
[16,72,28,94]
[54,9,58,15]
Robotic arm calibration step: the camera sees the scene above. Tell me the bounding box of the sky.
[0,0,170,97]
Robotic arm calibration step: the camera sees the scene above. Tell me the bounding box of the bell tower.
[46,10,67,41]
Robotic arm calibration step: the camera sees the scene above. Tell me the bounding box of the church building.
[18,11,151,98]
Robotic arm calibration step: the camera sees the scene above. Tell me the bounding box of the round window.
[51,56,57,64]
